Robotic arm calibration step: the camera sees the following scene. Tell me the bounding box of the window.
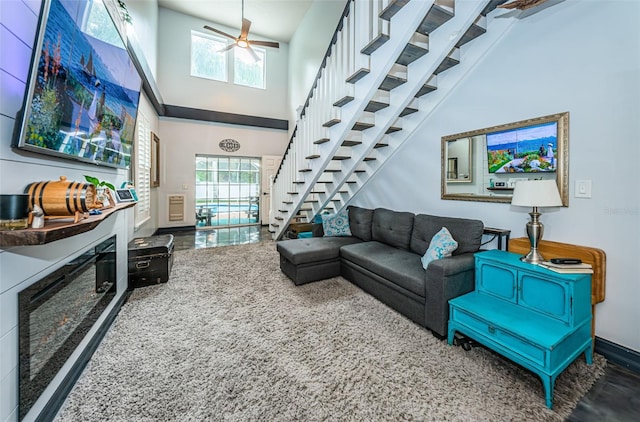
[191,31,227,82]
[190,31,266,89]
[134,111,151,227]
[234,47,265,89]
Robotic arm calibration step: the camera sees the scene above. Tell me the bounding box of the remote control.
[550,258,582,265]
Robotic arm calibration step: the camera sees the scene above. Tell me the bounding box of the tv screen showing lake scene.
[486,121,558,174]
[13,0,141,169]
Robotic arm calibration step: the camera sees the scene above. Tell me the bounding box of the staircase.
[270,0,516,239]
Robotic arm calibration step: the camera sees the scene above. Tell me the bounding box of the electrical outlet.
[575,180,591,198]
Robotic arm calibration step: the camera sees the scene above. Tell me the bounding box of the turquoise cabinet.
[448,250,593,409]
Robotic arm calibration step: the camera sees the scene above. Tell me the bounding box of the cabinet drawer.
[451,307,547,367]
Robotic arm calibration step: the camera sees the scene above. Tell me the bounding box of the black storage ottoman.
[128,234,174,289]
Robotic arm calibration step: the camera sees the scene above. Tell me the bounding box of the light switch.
[182,184,189,190]
[575,180,591,198]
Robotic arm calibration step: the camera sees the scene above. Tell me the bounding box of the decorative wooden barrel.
[24,176,97,216]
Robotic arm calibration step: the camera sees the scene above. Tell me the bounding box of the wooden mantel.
[0,203,136,247]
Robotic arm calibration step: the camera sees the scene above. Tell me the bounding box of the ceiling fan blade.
[216,43,236,53]
[203,25,236,40]
[248,40,280,49]
[240,18,251,40]
[246,44,260,62]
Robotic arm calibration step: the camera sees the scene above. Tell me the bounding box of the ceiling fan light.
[237,40,249,48]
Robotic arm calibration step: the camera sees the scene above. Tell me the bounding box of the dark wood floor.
[170,226,640,421]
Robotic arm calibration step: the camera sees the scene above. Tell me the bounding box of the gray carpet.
[56,241,606,421]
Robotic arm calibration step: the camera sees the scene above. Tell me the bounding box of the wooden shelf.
[486,187,514,191]
[0,203,136,247]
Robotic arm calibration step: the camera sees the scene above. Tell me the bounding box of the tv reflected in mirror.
[12,0,142,169]
[486,121,558,174]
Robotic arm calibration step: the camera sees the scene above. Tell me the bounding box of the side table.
[482,227,511,251]
[448,250,593,409]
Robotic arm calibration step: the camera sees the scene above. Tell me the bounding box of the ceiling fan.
[203,0,279,61]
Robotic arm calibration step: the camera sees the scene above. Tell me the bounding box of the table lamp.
[511,179,562,264]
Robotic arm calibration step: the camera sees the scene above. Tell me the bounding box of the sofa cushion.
[371,208,415,250]
[277,237,362,265]
[322,210,352,237]
[340,241,425,298]
[421,227,458,269]
[410,214,484,256]
[348,206,374,241]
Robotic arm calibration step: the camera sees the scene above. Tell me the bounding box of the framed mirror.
[441,112,569,206]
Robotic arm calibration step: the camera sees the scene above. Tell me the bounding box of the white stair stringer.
[271,0,437,239]
[313,0,498,215]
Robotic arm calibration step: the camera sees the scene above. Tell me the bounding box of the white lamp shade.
[511,179,562,207]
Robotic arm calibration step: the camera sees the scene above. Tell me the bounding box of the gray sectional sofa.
[276,206,484,337]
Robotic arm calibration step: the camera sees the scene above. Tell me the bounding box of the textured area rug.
[56,241,606,421]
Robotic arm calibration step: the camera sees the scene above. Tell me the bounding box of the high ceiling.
[158,0,325,43]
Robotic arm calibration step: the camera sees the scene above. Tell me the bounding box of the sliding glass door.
[195,155,260,228]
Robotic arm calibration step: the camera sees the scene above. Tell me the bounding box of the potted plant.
[84,175,116,208]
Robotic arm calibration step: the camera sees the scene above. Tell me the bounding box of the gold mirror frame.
[441,112,569,206]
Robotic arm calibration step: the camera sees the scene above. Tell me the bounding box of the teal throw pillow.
[421,227,458,269]
[321,210,352,237]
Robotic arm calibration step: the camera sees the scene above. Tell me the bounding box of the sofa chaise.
[276,206,484,337]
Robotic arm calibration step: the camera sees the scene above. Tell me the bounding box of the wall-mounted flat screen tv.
[12,0,142,169]
[486,121,558,174]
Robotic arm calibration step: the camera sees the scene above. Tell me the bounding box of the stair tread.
[379,74,407,91]
[342,140,362,147]
[353,122,375,131]
[386,126,402,134]
[380,0,409,20]
[457,23,486,48]
[365,100,390,113]
[397,43,429,66]
[346,68,369,84]
[416,83,437,97]
[417,4,454,35]
[333,96,354,107]
[361,34,390,55]
[434,56,460,75]
[305,154,320,159]
[315,138,330,144]
[323,118,341,127]
[332,155,350,160]
[400,106,419,117]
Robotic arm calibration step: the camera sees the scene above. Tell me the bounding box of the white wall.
[287,0,347,131]
[157,118,288,228]
[127,0,160,79]
[354,0,640,353]
[157,8,289,120]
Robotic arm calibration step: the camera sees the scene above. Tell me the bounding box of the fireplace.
[18,236,118,419]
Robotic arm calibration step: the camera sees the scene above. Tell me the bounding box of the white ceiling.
[157,0,324,43]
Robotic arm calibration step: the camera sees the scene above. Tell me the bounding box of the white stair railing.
[271,0,436,238]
